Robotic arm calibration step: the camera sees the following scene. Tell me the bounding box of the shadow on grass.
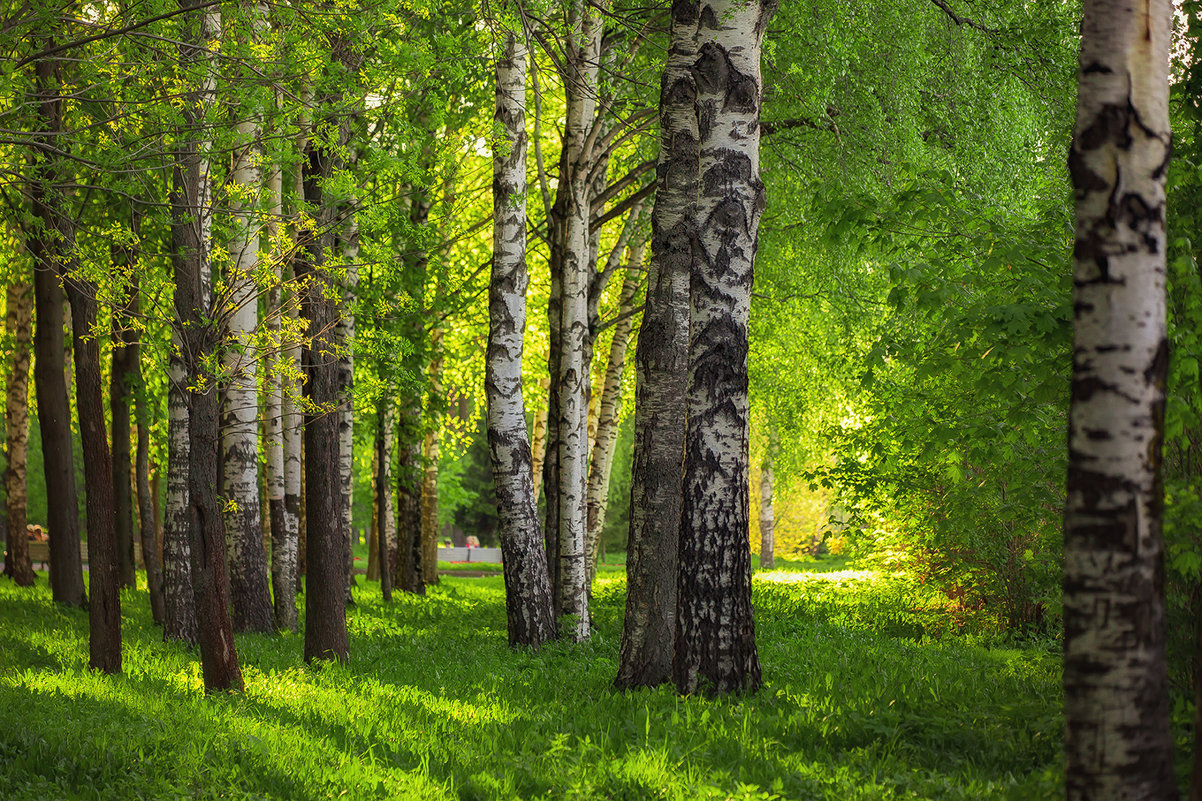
[0,569,1064,800]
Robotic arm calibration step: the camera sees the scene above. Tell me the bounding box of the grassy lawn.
[0,562,1065,800]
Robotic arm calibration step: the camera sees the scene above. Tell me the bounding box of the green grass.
[0,562,1066,800]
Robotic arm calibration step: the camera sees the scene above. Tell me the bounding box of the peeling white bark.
[222,57,272,633]
[1064,0,1176,796]
[672,0,774,696]
[487,28,555,647]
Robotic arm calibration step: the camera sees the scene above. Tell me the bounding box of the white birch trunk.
[1064,0,1176,796]
[585,240,645,585]
[222,49,273,632]
[337,214,359,601]
[487,28,556,647]
[164,0,221,644]
[672,0,774,696]
[758,433,775,570]
[555,0,605,642]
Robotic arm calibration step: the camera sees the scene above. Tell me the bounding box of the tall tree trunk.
[29,47,85,608]
[163,348,198,643]
[759,429,776,570]
[222,53,274,633]
[111,269,137,589]
[67,272,121,674]
[129,276,165,623]
[614,0,696,690]
[395,404,425,595]
[585,238,646,586]
[488,28,556,648]
[553,0,606,642]
[672,0,773,696]
[266,161,295,631]
[4,271,35,587]
[175,0,243,692]
[299,100,351,661]
[421,328,443,586]
[1063,0,1175,796]
[375,402,394,602]
[337,214,360,603]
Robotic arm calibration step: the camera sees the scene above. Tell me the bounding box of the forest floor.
[0,556,1071,799]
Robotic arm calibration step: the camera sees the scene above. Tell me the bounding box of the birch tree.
[584,236,646,586]
[615,0,696,690]
[673,0,775,696]
[759,428,776,570]
[1063,0,1176,795]
[175,0,243,692]
[4,268,35,588]
[222,0,274,633]
[551,0,606,641]
[487,22,556,648]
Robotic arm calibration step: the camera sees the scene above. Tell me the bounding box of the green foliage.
[0,565,1071,799]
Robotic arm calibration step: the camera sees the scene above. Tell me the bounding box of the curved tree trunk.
[1063,0,1175,796]
[672,0,774,696]
[614,0,697,691]
[488,28,556,648]
[4,273,35,587]
[585,239,645,587]
[29,49,84,608]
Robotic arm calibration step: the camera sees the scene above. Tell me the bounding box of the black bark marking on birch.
[1078,103,1133,151]
[1067,148,1109,198]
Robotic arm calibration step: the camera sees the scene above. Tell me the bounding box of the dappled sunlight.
[756,569,881,584]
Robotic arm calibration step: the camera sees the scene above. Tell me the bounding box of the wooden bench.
[24,540,88,569]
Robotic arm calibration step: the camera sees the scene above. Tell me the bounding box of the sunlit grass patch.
[0,558,1065,800]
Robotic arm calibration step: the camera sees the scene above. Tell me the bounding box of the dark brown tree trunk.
[128,275,165,624]
[136,401,166,624]
[4,272,36,588]
[375,403,393,603]
[66,273,121,675]
[174,0,242,692]
[111,271,138,590]
[299,137,350,664]
[395,404,425,595]
[29,48,84,608]
[185,340,244,693]
[672,0,773,696]
[1193,583,1202,801]
[615,0,696,691]
[1063,0,1175,795]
